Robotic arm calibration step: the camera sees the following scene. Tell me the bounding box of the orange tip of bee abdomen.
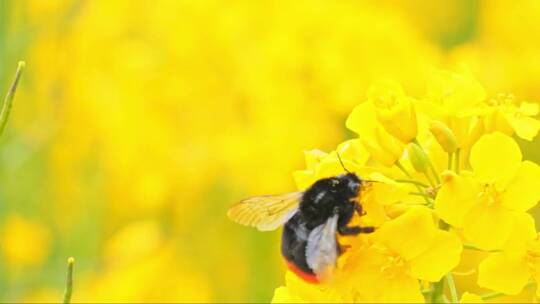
[286,261,319,284]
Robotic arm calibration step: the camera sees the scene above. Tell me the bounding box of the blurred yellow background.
[0,0,539,302]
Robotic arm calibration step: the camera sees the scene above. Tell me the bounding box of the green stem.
[454,149,461,174]
[446,273,458,303]
[63,257,74,304]
[396,161,412,178]
[409,192,434,199]
[0,61,25,138]
[396,161,431,205]
[394,179,430,188]
[430,278,447,303]
[463,243,501,253]
[412,138,441,185]
[421,288,434,295]
[430,220,451,303]
[447,152,453,171]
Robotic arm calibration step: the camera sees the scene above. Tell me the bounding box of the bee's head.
[334,152,363,196]
[338,173,362,197]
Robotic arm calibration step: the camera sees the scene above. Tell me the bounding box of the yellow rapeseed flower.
[274,70,540,303]
[368,80,418,143]
[484,93,540,141]
[345,207,462,302]
[478,213,540,296]
[421,70,487,149]
[346,102,405,166]
[435,132,540,250]
[424,69,486,118]
[1,215,51,268]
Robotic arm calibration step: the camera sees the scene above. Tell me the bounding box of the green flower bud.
[408,142,429,173]
[429,121,458,153]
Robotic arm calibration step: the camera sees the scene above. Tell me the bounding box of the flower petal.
[502,213,536,258]
[304,149,328,169]
[470,133,522,185]
[346,101,377,139]
[365,173,410,206]
[367,79,406,102]
[315,156,363,180]
[409,230,462,282]
[435,171,481,227]
[336,139,370,167]
[293,170,316,190]
[377,273,424,303]
[285,271,343,303]
[478,252,530,295]
[520,102,539,116]
[463,203,515,250]
[346,246,389,300]
[375,207,435,260]
[507,116,540,141]
[347,245,424,303]
[460,292,484,303]
[376,96,418,143]
[272,286,305,303]
[500,161,540,212]
[425,70,486,116]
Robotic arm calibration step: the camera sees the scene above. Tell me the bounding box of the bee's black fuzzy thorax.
[299,173,361,229]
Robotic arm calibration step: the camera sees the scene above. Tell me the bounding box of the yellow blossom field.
[0,0,539,303]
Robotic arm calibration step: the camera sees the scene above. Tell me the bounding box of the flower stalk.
[0,61,25,138]
[446,273,458,303]
[454,149,461,173]
[63,257,75,304]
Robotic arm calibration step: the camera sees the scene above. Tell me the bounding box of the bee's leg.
[338,242,352,254]
[338,225,361,235]
[339,225,376,235]
[354,203,367,216]
[359,226,375,233]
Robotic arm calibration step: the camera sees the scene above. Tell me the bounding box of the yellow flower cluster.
[272,70,540,303]
[3,1,440,301]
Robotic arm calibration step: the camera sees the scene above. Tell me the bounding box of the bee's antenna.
[362,179,380,183]
[336,152,352,174]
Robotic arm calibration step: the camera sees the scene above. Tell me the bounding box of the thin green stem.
[429,220,451,303]
[463,243,501,253]
[396,161,431,205]
[394,179,430,188]
[396,161,412,178]
[0,61,25,138]
[447,152,453,171]
[409,192,433,199]
[412,138,441,185]
[446,273,458,303]
[454,149,461,174]
[63,257,74,304]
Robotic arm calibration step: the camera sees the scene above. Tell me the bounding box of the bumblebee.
[228,165,374,283]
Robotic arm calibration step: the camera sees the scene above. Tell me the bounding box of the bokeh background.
[0,0,539,302]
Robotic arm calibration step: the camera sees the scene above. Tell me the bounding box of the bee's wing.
[227,191,303,231]
[306,213,339,281]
